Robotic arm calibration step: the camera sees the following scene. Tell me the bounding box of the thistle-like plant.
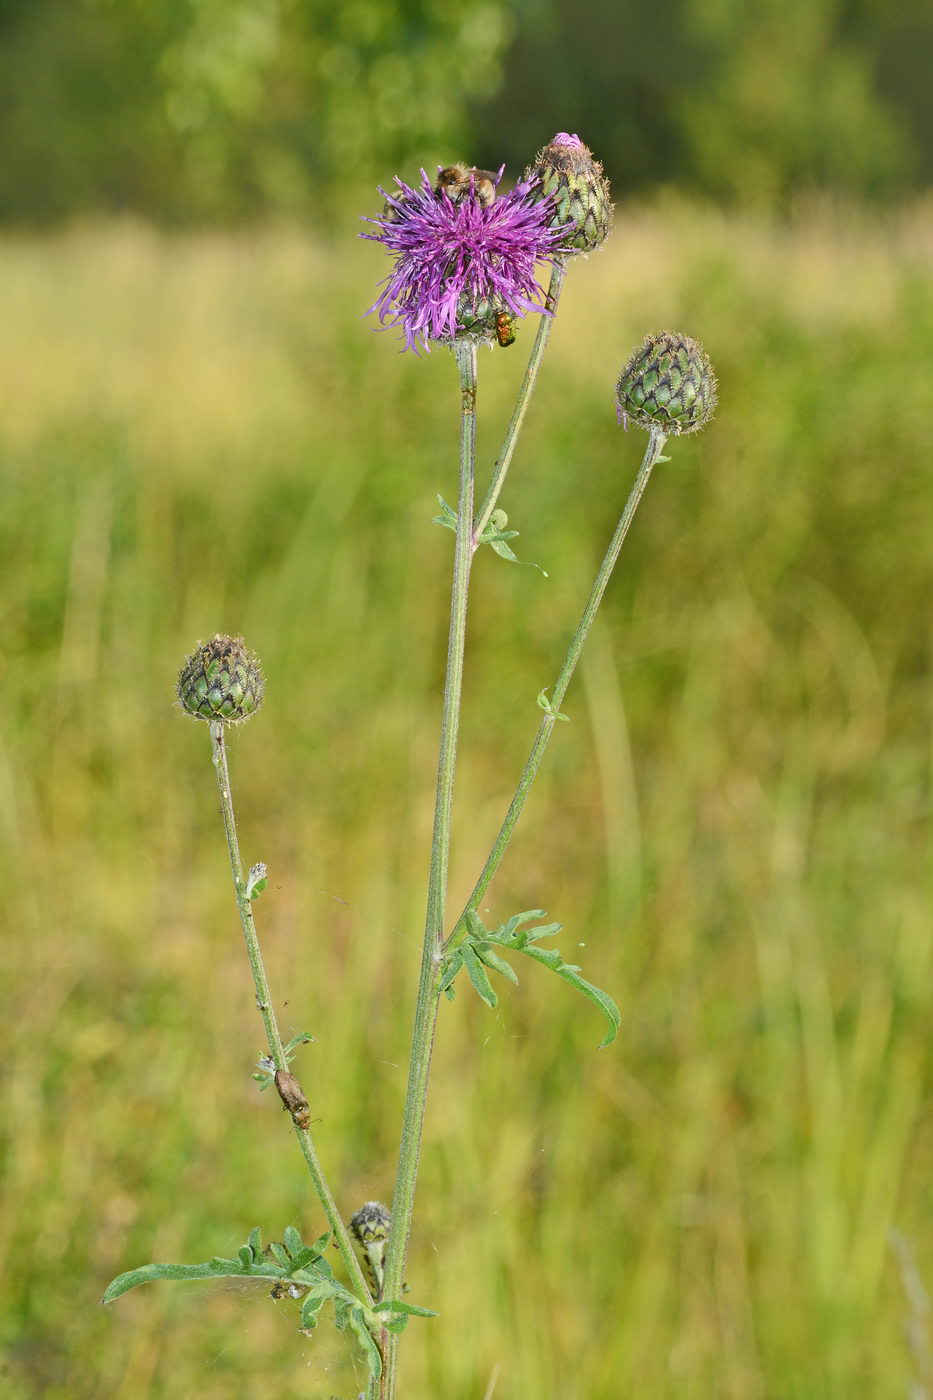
[102,136,717,1399]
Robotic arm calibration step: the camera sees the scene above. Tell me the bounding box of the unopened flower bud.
[177,634,264,724]
[349,1201,392,1246]
[524,132,613,254]
[616,332,717,436]
[350,1201,392,1297]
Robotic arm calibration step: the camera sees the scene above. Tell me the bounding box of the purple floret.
[361,167,567,353]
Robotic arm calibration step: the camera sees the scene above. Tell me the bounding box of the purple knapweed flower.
[361,166,568,353]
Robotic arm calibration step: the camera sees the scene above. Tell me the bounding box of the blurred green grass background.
[1,202,932,1399]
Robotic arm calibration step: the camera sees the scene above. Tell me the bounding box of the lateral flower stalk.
[173,636,374,1309]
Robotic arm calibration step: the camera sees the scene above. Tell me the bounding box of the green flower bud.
[350,1201,392,1297]
[616,332,717,436]
[350,1201,391,1246]
[524,132,613,254]
[177,634,264,724]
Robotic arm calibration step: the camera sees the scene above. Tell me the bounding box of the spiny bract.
[523,132,613,255]
[177,635,264,724]
[616,332,717,436]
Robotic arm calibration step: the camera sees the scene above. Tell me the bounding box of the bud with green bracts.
[616,332,717,436]
[177,634,265,724]
[350,1201,392,1297]
[523,132,613,254]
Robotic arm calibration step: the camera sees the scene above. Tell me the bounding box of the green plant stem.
[380,342,478,1399]
[445,427,667,955]
[471,258,566,548]
[208,721,373,1308]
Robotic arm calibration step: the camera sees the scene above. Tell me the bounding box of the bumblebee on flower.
[362,135,613,354]
[361,162,566,353]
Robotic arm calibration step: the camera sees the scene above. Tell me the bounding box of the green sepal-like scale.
[177,634,265,724]
[616,332,717,436]
[524,132,613,254]
[439,292,515,348]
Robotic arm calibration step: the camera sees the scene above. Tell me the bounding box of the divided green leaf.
[282,1225,304,1257]
[374,1299,439,1318]
[101,1251,281,1304]
[438,949,463,996]
[432,495,457,532]
[473,942,519,984]
[476,515,548,575]
[441,908,620,1047]
[461,944,497,1008]
[101,1226,411,1385]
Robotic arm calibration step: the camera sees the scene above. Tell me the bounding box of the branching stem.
[472,259,566,549]
[208,721,373,1307]
[445,427,667,954]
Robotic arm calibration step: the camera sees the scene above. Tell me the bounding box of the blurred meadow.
[2,3,933,1399]
[3,200,932,1400]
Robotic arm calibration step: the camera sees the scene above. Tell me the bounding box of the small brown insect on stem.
[275,1069,312,1132]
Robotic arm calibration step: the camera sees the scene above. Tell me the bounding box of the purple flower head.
[361,166,568,353]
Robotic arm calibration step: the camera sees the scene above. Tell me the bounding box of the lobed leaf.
[282,1225,304,1257]
[473,942,519,984]
[102,1254,280,1303]
[461,944,497,1008]
[432,495,457,532]
[287,1244,327,1274]
[300,1292,326,1330]
[374,1299,439,1318]
[268,1241,291,1270]
[438,949,463,995]
[520,947,621,1047]
[347,1306,383,1379]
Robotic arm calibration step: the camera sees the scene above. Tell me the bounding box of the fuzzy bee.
[493,310,517,348]
[435,164,499,208]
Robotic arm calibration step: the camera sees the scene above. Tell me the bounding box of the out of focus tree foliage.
[0,0,511,222]
[0,0,929,224]
[475,0,931,206]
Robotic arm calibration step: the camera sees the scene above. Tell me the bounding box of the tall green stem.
[208,721,373,1307]
[445,427,666,954]
[472,258,566,547]
[380,342,477,1397]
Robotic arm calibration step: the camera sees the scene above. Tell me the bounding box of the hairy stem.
[445,427,667,954]
[208,721,373,1307]
[381,342,478,1397]
[471,258,566,548]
